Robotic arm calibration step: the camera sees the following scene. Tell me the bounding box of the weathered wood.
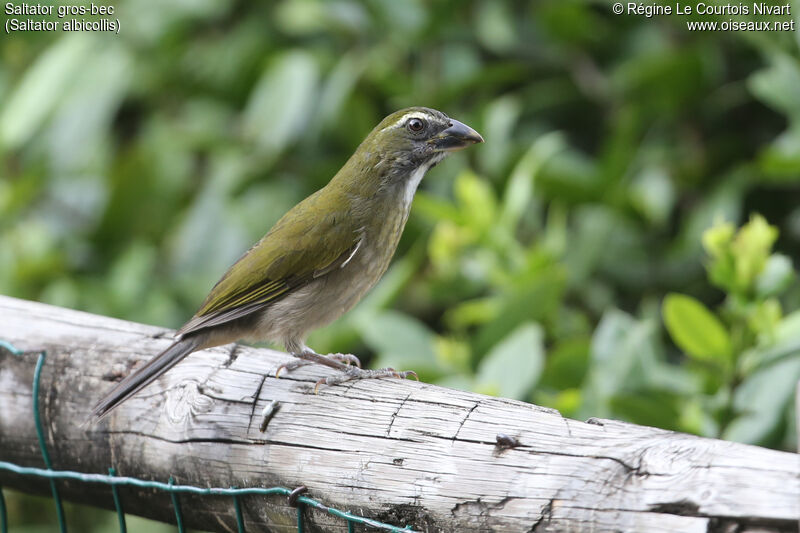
[0,295,798,533]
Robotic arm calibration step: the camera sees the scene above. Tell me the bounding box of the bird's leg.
[314,366,418,393]
[275,350,361,377]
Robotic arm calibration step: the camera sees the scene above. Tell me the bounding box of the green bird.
[91,107,483,421]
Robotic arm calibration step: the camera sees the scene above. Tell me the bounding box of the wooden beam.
[0,295,797,532]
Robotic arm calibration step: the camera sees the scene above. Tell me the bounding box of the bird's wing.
[177,189,361,336]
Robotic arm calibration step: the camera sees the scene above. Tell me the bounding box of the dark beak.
[431,119,484,151]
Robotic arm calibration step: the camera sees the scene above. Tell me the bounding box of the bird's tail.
[89,335,203,423]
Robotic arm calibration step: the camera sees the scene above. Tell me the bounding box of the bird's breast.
[349,201,409,284]
[252,184,415,346]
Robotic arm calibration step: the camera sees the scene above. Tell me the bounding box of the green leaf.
[741,309,800,374]
[479,95,521,174]
[412,192,462,224]
[675,174,745,260]
[434,336,471,374]
[755,254,794,298]
[475,1,517,54]
[317,52,365,130]
[610,390,683,432]
[748,53,800,120]
[476,322,544,400]
[359,310,438,374]
[443,297,501,330]
[662,294,732,363]
[46,43,132,192]
[108,241,157,312]
[539,337,590,390]
[723,355,800,445]
[758,125,800,178]
[0,35,92,149]
[274,0,328,35]
[454,170,497,233]
[474,268,563,355]
[582,309,653,415]
[433,374,475,393]
[702,218,735,259]
[499,132,565,232]
[731,214,778,291]
[243,50,319,158]
[629,166,674,225]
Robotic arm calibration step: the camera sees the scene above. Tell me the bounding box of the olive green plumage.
[180,185,363,334]
[91,106,483,421]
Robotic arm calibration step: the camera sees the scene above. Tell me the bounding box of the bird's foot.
[328,353,362,367]
[275,351,361,378]
[314,366,418,393]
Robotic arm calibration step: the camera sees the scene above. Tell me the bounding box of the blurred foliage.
[1,489,175,533]
[3,0,800,529]
[663,215,800,442]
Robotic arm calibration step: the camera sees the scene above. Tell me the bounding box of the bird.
[90,106,483,421]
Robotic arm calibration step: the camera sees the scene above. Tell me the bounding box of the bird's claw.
[276,352,361,378]
[275,361,302,378]
[381,367,419,381]
[395,369,419,381]
[313,366,418,393]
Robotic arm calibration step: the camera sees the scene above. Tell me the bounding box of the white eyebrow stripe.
[379,111,433,133]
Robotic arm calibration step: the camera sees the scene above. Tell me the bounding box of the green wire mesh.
[0,482,6,533]
[0,340,417,533]
[108,468,127,533]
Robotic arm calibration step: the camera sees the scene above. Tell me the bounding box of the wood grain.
[0,295,797,532]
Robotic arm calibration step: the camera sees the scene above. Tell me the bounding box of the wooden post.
[0,295,798,532]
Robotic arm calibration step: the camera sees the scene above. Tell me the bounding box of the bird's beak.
[430,119,484,152]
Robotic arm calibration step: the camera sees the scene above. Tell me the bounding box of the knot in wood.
[164,380,215,424]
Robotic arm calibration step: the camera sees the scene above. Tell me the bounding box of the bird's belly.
[250,232,401,349]
[245,198,408,351]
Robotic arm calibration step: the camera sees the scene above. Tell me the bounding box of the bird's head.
[359,107,484,174]
[331,107,483,207]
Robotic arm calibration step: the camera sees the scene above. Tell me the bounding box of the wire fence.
[0,340,417,533]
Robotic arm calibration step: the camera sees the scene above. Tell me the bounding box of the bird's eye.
[407,118,425,132]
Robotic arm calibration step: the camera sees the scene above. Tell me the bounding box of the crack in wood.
[112,430,256,446]
[453,402,479,441]
[648,499,701,516]
[450,495,521,528]
[589,454,647,477]
[285,422,426,444]
[706,515,799,533]
[563,418,573,438]
[246,374,269,434]
[109,428,360,454]
[529,499,553,532]
[386,392,412,438]
[133,382,252,406]
[706,518,742,533]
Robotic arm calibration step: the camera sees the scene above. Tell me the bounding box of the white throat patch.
[403,163,430,210]
[403,152,448,208]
